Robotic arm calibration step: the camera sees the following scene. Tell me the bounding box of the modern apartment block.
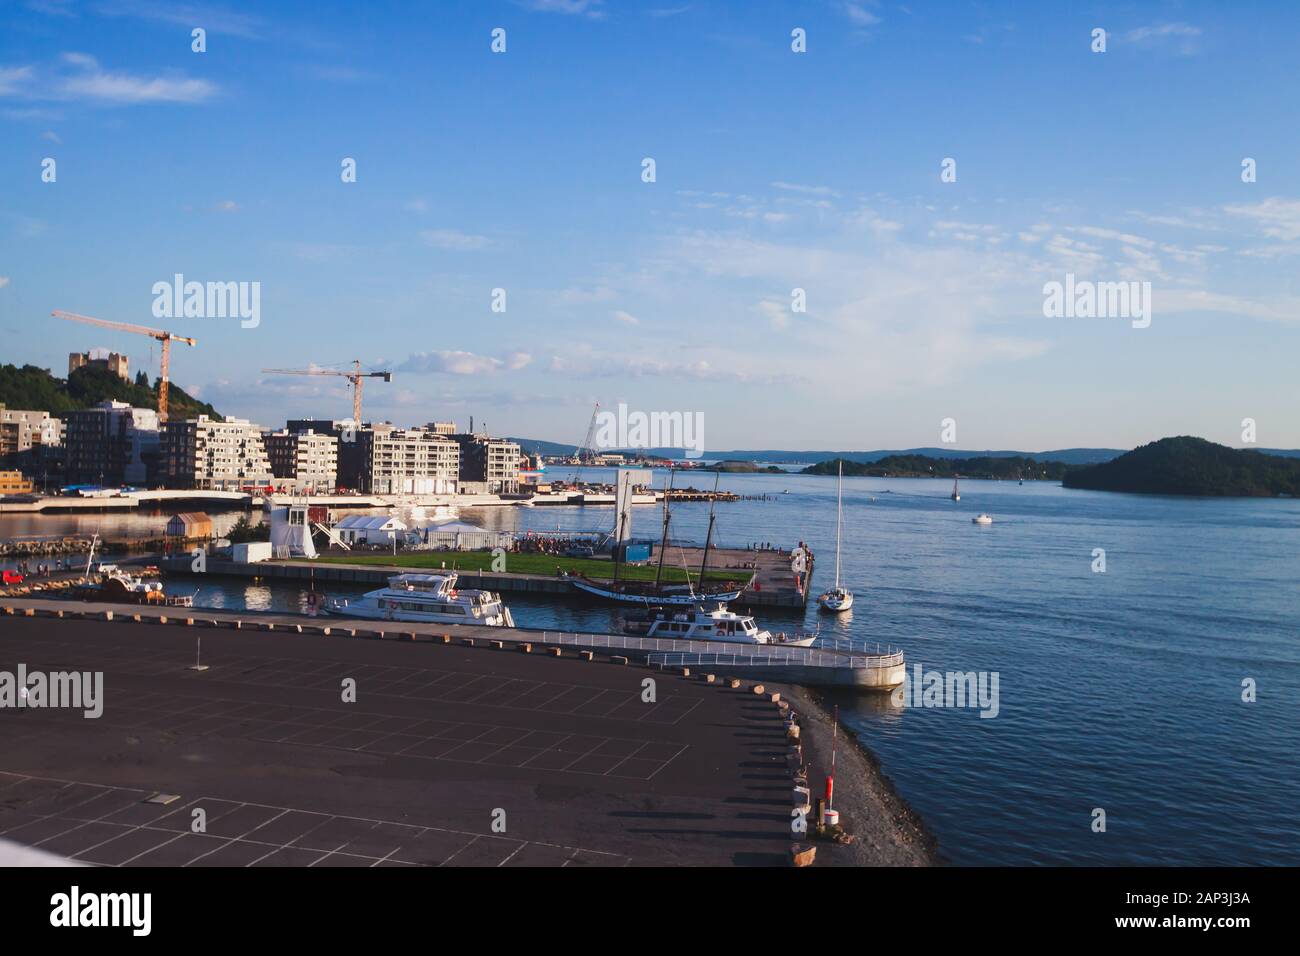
[453,434,521,493]
[265,428,339,492]
[0,406,62,456]
[161,415,274,491]
[342,424,460,494]
[64,401,159,486]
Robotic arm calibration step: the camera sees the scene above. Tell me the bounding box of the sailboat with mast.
[951,476,961,501]
[569,469,751,606]
[817,461,854,613]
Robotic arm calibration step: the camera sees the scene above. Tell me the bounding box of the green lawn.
[314,550,741,584]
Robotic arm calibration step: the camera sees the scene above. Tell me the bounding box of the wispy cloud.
[612,310,640,326]
[647,5,690,17]
[93,0,266,39]
[419,229,492,251]
[517,0,606,19]
[772,180,839,198]
[0,67,34,96]
[1225,197,1300,242]
[1124,22,1202,54]
[842,2,881,28]
[0,53,218,104]
[399,351,532,375]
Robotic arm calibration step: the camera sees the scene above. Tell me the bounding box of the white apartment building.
[266,429,338,492]
[357,425,459,495]
[162,415,274,491]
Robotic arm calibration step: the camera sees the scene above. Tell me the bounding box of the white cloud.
[1225,197,1300,242]
[0,66,34,96]
[1126,22,1200,43]
[0,277,10,289]
[612,310,640,326]
[842,2,881,28]
[1124,22,1202,54]
[399,351,531,375]
[419,229,492,251]
[772,181,839,197]
[519,0,606,18]
[94,1,266,39]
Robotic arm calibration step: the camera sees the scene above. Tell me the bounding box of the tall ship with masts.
[569,470,752,606]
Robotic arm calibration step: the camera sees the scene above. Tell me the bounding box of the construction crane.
[52,310,196,423]
[260,360,392,423]
[573,401,601,465]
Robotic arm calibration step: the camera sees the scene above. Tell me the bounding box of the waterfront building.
[64,401,159,486]
[342,424,460,494]
[453,433,521,493]
[68,348,130,381]
[161,415,273,491]
[265,428,338,493]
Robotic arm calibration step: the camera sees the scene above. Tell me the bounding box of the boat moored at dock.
[621,602,817,647]
[323,572,514,626]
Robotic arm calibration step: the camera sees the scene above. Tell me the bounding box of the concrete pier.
[159,546,813,610]
[0,606,804,866]
[1,597,901,689]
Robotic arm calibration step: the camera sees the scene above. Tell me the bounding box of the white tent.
[334,514,408,546]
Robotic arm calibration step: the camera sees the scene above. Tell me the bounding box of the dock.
[158,543,814,610]
[0,602,819,866]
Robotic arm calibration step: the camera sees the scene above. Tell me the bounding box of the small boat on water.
[622,603,817,647]
[570,575,746,606]
[951,477,961,501]
[972,514,993,525]
[818,461,854,613]
[323,573,514,626]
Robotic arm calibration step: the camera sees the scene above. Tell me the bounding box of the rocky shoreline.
[777,683,940,866]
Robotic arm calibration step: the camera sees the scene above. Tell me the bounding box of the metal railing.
[535,630,904,670]
[644,650,905,671]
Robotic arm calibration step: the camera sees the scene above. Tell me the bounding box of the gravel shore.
[776,683,940,866]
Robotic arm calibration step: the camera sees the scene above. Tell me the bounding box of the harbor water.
[5,467,1297,866]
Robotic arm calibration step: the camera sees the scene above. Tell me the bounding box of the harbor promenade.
[1,608,801,866]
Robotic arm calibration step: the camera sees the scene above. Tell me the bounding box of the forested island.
[802,454,1070,480]
[1063,437,1300,497]
[706,460,785,473]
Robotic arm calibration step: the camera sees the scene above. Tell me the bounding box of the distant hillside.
[0,364,220,420]
[805,454,1072,481]
[1063,437,1300,497]
[511,440,1125,466]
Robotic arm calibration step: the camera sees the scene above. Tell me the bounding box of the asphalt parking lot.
[0,615,793,866]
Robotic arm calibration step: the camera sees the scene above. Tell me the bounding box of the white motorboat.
[972,514,993,525]
[323,573,514,626]
[818,461,854,613]
[623,603,817,647]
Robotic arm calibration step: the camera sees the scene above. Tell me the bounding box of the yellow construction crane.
[52,310,197,422]
[260,360,392,423]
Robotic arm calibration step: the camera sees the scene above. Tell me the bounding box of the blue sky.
[3,0,1299,451]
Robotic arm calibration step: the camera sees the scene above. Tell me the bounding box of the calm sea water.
[6,467,1298,865]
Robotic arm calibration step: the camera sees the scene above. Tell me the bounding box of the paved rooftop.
[0,616,794,867]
